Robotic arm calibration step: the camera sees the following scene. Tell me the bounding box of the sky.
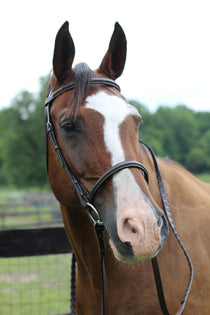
[1,0,210,112]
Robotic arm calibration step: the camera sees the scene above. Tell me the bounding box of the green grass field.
[0,254,72,315]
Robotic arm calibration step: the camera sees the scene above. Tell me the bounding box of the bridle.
[45,77,149,222]
[45,77,148,221]
[45,76,193,315]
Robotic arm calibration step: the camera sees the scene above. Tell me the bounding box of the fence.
[0,191,63,229]
[0,191,73,315]
[0,227,72,315]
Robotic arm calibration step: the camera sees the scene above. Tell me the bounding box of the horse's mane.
[70,62,92,119]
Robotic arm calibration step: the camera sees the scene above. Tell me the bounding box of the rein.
[141,141,194,315]
[45,77,193,315]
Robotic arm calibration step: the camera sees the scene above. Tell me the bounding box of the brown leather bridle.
[45,77,148,222]
[45,77,193,315]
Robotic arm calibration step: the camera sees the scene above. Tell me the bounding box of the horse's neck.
[60,202,103,298]
[60,202,101,265]
[140,142,210,204]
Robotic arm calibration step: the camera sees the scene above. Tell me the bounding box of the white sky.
[1,0,210,112]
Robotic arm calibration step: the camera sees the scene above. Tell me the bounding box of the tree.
[187,130,210,173]
[129,100,210,173]
[0,77,49,187]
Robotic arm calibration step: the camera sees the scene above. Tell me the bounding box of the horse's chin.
[109,239,161,264]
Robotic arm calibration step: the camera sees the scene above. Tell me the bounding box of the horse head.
[46,21,169,263]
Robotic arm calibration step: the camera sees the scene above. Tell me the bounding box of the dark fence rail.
[0,227,72,257]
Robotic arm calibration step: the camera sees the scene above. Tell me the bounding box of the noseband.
[45,76,193,315]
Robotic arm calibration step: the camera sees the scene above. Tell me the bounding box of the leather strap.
[45,77,121,106]
[70,253,76,315]
[140,141,194,315]
[152,257,170,315]
[89,160,148,201]
[94,224,109,315]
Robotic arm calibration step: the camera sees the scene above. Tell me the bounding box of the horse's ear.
[53,21,75,82]
[99,22,127,80]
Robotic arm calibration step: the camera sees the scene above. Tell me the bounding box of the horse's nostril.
[131,227,137,234]
[126,219,138,234]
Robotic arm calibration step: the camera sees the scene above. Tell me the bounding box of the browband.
[45,77,121,106]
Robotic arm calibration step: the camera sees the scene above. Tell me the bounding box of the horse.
[45,21,210,314]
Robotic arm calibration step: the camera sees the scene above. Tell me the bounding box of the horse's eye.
[61,122,76,133]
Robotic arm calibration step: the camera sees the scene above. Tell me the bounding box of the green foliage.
[0,77,48,187]
[130,101,210,173]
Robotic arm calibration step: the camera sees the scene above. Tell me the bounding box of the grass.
[0,254,72,315]
[195,173,210,183]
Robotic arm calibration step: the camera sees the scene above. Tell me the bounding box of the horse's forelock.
[71,62,92,119]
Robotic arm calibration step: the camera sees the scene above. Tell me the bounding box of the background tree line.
[130,100,210,173]
[0,77,210,188]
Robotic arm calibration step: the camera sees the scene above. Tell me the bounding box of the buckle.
[85,202,104,226]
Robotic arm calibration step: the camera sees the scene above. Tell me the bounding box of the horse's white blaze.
[86,91,160,256]
[85,91,143,195]
[86,91,141,200]
[86,91,139,165]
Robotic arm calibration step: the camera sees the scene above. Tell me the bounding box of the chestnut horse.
[45,22,210,314]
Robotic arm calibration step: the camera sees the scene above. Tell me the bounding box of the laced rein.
[45,78,193,315]
[141,141,194,315]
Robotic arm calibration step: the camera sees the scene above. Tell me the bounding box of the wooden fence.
[0,191,74,314]
[0,207,63,229]
[0,226,73,315]
[0,191,62,229]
